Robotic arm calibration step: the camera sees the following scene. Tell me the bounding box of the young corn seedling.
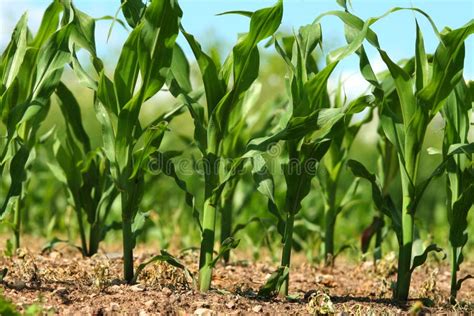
[83,0,183,283]
[250,17,374,297]
[0,0,96,250]
[48,83,118,256]
[217,81,283,264]
[336,7,473,300]
[168,1,283,291]
[319,85,372,266]
[441,79,473,304]
[350,62,399,263]
[218,82,274,264]
[359,123,398,263]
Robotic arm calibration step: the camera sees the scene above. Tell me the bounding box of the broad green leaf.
[3,14,28,88]
[217,10,253,18]
[154,151,201,232]
[180,27,226,116]
[258,266,289,297]
[0,146,29,218]
[410,244,445,273]
[210,237,240,267]
[121,0,146,28]
[418,20,474,115]
[132,250,194,285]
[33,1,63,44]
[347,159,402,241]
[414,21,429,92]
[130,122,167,178]
[449,184,474,248]
[32,26,72,99]
[55,82,91,152]
[137,0,182,101]
[211,0,283,138]
[114,27,141,109]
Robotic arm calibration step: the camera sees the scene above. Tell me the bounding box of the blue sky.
[1,0,473,96]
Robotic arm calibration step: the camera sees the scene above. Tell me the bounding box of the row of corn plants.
[1,0,472,303]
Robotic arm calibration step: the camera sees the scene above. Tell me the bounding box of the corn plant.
[249,16,375,296]
[77,0,184,283]
[216,81,286,264]
[359,123,398,262]
[168,1,283,292]
[0,0,96,250]
[336,8,474,300]
[201,82,261,265]
[441,79,473,303]
[354,62,399,262]
[319,85,372,266]
[47,83,118,256]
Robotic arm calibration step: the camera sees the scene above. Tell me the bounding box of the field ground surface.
[0,239,473,315]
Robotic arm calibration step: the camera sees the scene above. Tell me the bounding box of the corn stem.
[278,213,295,297]
[198,153,219,292]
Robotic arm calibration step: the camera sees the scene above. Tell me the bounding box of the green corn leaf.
[94,100,116,173]
[347,159,402,240]
[300,62,338,115]
[55,82,91,152]
[449,184,474,248]
[98,72,120,115]
[211,0,283,139]
[258,266,289,297]
[32,26,72,99]
[31,1,63,48]
[234,0,283,78]
[130,122,168,179]
[153,151,201,232]
[299,23,322,62]
[410,244,445,273]
[0,146,29,219]
[252,155,276,205]
[41,237,82,255]
[284,141,331,215]
[174,93,207,154]
[168,44,192,94]
[2,13,28,89]
[418,20,474,115]
[137,0,182,101]
[120,0,146,28]
[379,112,405,162]
[132,250,194,286]
[414,21,429,92]
[180,27,226,117]
[456,275,474,292]
[336,0,352,12]
[345,95,376,115]
[251,155,285,237]
[210,237,240,268]
[131,210,150,242]
[95,15,128,35]
[67,3,97,55]
[114,27,141,109]
[338,178,360,210]
[70,49,97,90]
[247,108,344,151]
[216,10,253,18]
[412,142,474,211]
[231,216,262,237]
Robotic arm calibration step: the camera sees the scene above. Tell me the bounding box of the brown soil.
[0,242,473,315]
